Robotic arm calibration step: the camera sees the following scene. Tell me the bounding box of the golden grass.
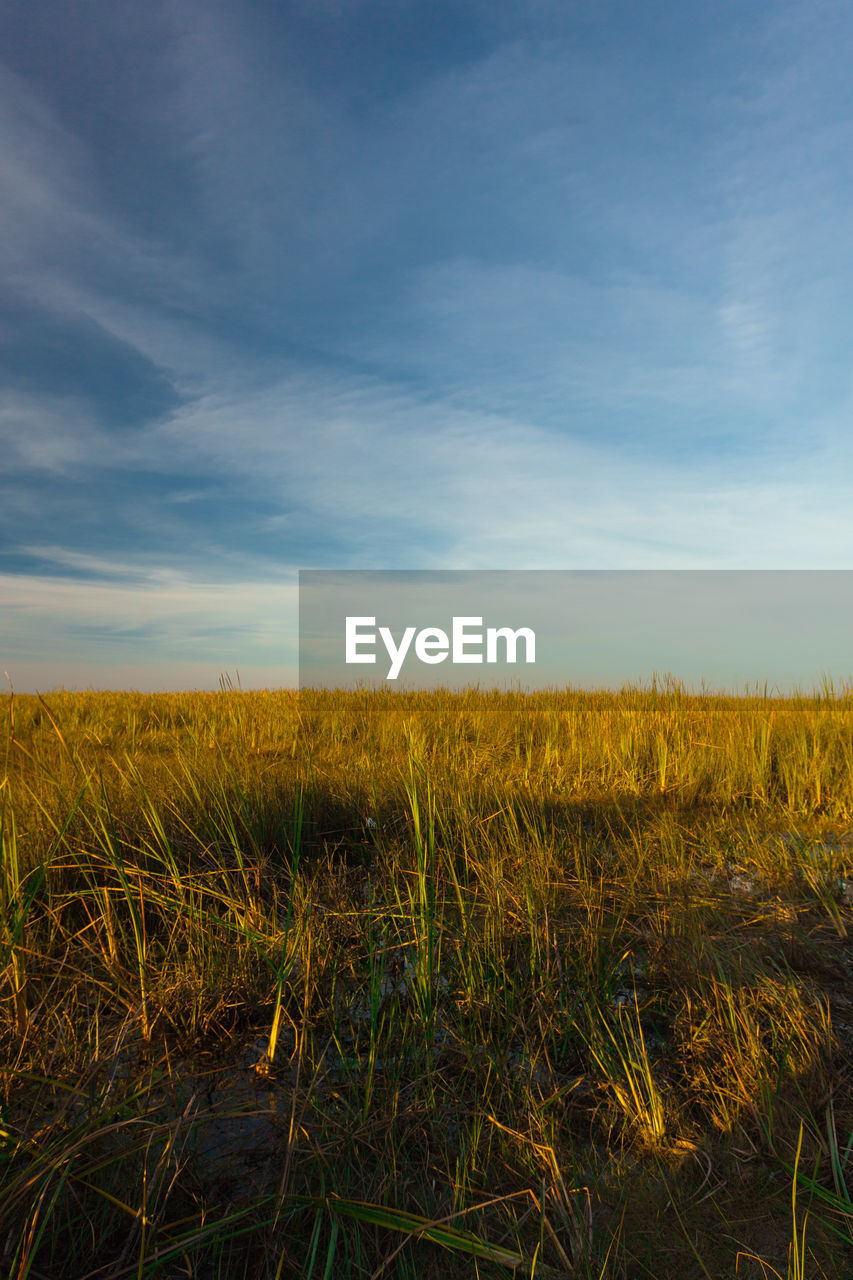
[0,683,852,1277]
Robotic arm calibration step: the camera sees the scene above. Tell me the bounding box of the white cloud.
[4,0,853,703]
[710,2,853,413]
[147,369,853,569]
[19,547,175,580]
[0,392,104,472]
[0,567,298,685]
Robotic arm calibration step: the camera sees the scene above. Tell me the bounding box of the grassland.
[1,683,853,1279]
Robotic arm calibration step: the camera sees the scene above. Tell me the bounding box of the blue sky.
[2,0,853,690]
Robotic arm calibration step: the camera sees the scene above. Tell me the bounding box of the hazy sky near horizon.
[2,0,853,691]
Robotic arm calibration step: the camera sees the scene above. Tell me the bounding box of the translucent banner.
[298,570,853,693]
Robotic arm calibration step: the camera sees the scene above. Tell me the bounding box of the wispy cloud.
[147,371,853,570]
[3,0,853,688]
[0,566,298,685]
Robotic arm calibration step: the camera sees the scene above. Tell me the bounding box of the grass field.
[1,683,853,1278]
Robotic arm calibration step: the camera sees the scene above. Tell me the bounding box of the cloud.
[19,547,176,580]
[0,565,298,678]
[148,369,853,569]
[0,295,181,430]
[710,0,853,414]
[3,0,853,695]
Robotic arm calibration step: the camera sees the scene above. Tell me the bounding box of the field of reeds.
[1,682,853,1279]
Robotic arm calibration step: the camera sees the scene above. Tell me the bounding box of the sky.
[2,0,853,691]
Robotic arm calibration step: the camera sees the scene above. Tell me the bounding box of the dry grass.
[0,683,852,1277]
